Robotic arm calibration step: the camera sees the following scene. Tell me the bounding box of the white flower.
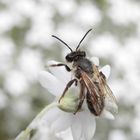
[15,102,64,140]
[37,57,118,140]
[15,57,117,140]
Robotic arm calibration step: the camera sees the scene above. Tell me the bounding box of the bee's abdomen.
[86,91,104,116]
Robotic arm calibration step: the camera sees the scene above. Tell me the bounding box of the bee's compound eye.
[65,55,73,62]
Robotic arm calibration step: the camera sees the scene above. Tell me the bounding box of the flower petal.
[100,65,111,79]
[100,109,115,120]
[81,112,96,140]
[51,110,73,133]
[71,111,96,140]
[41,106,61,126]
[39,71,65,96]
[71,113,82,140]
[57,128,73,140]
[35,125,62,140]
[90,57,99,66]
[47,60,71,85]
[40,105,73,133]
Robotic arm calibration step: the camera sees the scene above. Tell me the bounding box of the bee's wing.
[100,74,117,103]
[100,73,118,113]
[93,64,118,114]
[80,69,104,116]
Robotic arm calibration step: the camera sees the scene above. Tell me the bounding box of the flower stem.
[15,102,58,140]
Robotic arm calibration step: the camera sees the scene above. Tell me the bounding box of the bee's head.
[65,51,86,62]
[52,29,92,62]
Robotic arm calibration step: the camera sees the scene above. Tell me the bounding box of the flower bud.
[58,89,79,113]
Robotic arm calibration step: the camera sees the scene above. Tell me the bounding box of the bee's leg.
[59,79,77,102]
[49,63,71,72]
[74,82,85,114]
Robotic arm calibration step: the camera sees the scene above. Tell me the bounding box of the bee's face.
[65,51,86,62]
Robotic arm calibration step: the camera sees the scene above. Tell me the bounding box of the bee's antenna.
[52,35,73,52]
[76,29,92,51]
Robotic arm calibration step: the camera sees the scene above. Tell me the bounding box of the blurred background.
[0,0,140,140]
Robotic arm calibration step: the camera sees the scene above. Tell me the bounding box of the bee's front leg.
[49,63,71,72]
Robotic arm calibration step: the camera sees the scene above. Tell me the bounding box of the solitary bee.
[51,29,117,116]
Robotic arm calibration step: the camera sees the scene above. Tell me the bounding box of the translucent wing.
[80,69,104,116]
[93,64,117,103]
[80,64,117,116]
[92,64,118,114]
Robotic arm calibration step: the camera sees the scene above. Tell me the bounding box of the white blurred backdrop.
[0,0,140,140]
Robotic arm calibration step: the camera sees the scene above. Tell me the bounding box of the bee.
[51,29,117,116]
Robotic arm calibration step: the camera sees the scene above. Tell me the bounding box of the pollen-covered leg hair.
[49,63,71,72]
[59,79,78,102]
